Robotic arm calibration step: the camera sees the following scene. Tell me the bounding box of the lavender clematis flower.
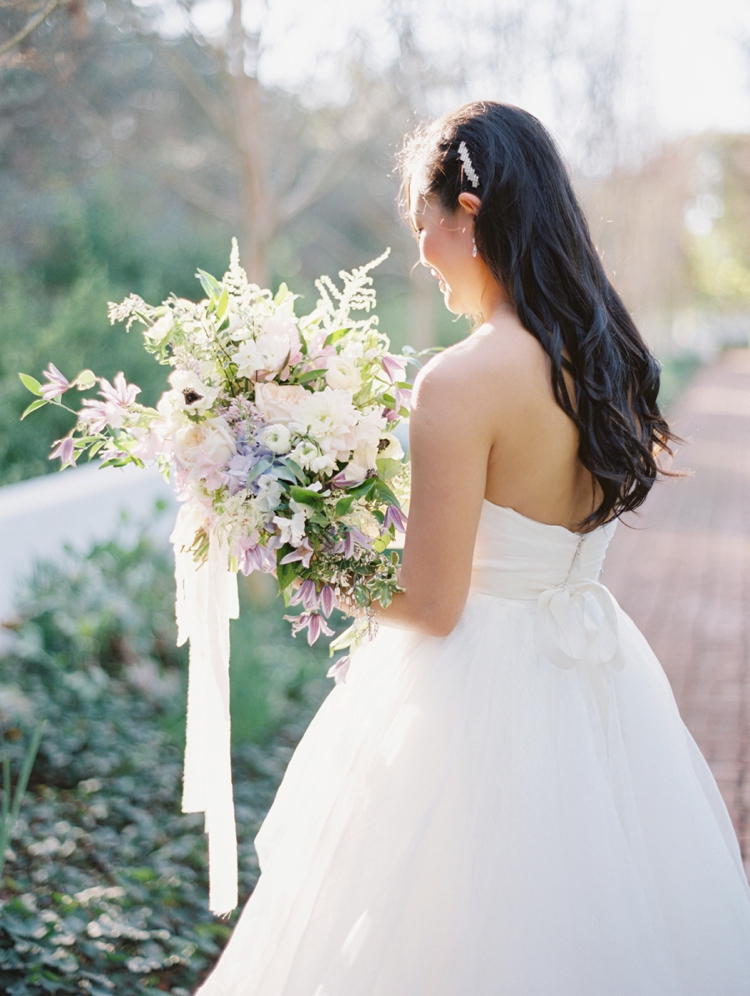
[280,539,314,569]
[383,505,408,533]
[100,371,141,408]
[344,527,373,559]
[49,436,76,468]
[319,585,336,617]
[327,654,351,685]
[40,364,71,401]
[381,355,406,384]
[289,578,319,611]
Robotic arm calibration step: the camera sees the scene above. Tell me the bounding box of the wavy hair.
[398,101,678,530]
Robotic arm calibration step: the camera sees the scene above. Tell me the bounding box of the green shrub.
[0,518,332,993]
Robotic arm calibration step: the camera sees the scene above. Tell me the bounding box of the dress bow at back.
[471,500,619,672]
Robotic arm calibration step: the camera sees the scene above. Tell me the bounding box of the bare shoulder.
[412,312,550,420]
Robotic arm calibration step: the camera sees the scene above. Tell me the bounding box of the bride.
[197,102,750,995]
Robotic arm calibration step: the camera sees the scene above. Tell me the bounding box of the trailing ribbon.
[171,504,240,915]
[533,578,621,673]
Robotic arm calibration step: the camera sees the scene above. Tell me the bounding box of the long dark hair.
[398,101,678,530]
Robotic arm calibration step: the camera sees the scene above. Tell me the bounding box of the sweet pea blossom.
[273,511,308,548]
[40,364,70,401]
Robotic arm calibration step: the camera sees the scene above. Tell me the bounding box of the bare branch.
[159,45,236,142]
[0,0,70,59]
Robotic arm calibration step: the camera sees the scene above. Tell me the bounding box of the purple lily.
[383,505,408,533]
[326,654,351,685]
[40,364,71,401]
[49,436,76,468]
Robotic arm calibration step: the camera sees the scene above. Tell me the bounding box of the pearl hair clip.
[457,141,480,189]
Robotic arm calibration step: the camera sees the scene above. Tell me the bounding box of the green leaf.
[289,486,324,510]
[246,457,272,485]
[276,549,297,591]
[196,268,222,301]
[369,478,400,506]
[280,458,307,484]
[376,457,402,481]
[295,368,327,384]
[216,286,229,320]
[346,479,376,500]
[335,495,354,517]
[20,399,47,420]
[18,373,42,396]
[274,282,289,305]
[273,465,298,484]
[323,328,350,346]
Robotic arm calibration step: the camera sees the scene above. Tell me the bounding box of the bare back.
[438,309,600,534]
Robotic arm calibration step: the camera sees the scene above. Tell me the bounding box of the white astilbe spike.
[222,237,249,296]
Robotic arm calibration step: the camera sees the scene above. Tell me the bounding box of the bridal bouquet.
[20,242,412,913]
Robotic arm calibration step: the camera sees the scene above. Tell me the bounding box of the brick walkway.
[603,348,750,874]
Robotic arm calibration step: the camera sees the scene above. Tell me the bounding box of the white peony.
[261,423,292,454]
[325,355,362,393]
[254,382,307,424]
[172,416,236,469]
[232,316,301,379]
[168,369,220,414]
[289,387,359,462]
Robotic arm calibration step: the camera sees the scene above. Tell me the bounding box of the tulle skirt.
[197,590,750,996]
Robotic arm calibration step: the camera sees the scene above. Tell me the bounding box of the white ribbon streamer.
[533,579,621,673]
[171,504,240,915]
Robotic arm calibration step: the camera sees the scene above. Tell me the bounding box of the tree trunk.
[227,0,272,286]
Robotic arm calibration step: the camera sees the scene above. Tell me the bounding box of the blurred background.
[1,0,750,992]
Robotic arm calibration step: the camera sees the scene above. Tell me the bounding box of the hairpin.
[457,141,480,189]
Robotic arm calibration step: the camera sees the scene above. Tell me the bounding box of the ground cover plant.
[0,517,331,994]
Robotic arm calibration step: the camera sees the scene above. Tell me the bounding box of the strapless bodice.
[471,500,620,673]
[471,500,617,599]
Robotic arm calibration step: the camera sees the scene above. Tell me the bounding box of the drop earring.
[472,237,477,258]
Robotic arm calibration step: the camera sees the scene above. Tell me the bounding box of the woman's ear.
[457,192,481,217]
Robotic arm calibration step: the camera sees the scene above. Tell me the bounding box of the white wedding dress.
[197,500,750,996]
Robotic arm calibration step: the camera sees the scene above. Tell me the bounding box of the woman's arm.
[376,349,495,637]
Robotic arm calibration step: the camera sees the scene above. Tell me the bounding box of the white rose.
[254,382,307,424]
[168,369,220,414]
[325,356,362,393]
[172,416,236,469]
[261,423,292,454]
